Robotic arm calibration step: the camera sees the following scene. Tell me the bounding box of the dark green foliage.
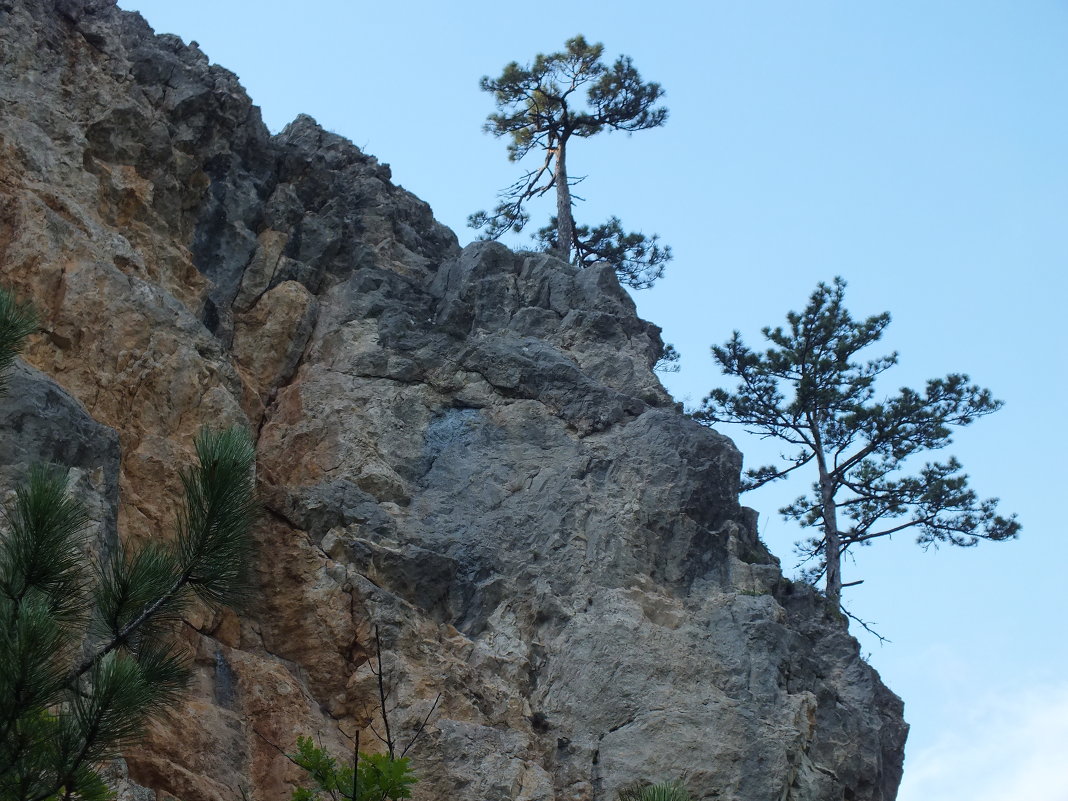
[696,278,1019,605]
[175,426,258,606]
[654,342,681,374]
[617,780,693,801]
[94,542,184,644]
[288,737,417,801]
[278,626,435,801]
[470,35,671,289]
[533,216,670,290]
[1,466,91,629]
[480,36,666,157]
[0,288,37,394]
[71,427,256,677]
[0,427,257,801]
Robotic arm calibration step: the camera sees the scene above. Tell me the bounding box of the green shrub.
[618,780,693,801]
[289,736,417,801]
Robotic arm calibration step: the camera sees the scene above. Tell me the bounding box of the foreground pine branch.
[0,412,257,801]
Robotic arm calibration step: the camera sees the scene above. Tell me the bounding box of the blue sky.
[117,2,1068,798]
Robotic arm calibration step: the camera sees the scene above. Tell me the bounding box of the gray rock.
[0,361,121,558]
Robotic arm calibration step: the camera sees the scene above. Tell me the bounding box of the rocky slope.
[0,1,908,799]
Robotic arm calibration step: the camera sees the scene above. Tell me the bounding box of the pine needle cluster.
[617,780,693,801]
[0,289,36,393]
[0,287,258,801]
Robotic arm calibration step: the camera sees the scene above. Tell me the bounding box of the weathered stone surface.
[0,1,907,799]
[0,361,121,559]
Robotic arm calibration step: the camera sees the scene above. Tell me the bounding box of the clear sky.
[116,2,1068,798]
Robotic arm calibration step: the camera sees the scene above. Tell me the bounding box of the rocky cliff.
[0,1,908,799]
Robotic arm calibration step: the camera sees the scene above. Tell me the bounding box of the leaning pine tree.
[696,278,1019,608]
[0,287,258,801]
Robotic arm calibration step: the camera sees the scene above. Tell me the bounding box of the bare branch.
[400,693,442,758]
[374,626,395,758]
[839,605,890,644]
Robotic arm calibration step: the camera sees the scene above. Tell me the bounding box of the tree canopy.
[696,278,1019,606]
[470,35,670,289]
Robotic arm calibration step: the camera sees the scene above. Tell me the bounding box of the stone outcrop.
[0,1,908,799]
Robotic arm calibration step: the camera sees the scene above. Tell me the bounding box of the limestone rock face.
[0,362,120,559]
[0,1,908,799]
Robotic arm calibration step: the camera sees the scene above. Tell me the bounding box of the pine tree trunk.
[820,474,843,606]
[554,140,574,263]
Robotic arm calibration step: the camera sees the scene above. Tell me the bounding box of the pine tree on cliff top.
[470,35,671,290]
[696,278,1019,608]
[0,287,258,801]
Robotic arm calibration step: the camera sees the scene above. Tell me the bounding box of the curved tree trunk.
[554,140,574,263]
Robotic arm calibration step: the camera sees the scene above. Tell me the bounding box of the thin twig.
[840,605,890,644]
[374,626,394,758]
[368,722,389,749]
[352,728,360,801]
[400,693,442,758]
[253,728,301,767]
[255,728,341,801]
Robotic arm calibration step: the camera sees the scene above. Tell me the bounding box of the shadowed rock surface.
[0,1,908,798]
